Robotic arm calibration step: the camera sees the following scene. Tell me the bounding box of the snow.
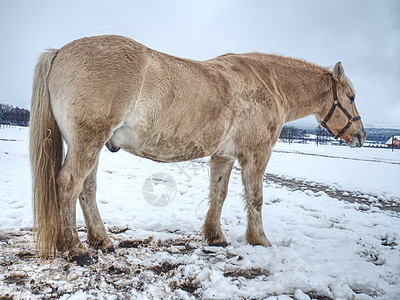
[1,126,400,299]
[271,142,400,199]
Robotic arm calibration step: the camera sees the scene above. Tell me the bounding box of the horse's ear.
[332,62,345,82]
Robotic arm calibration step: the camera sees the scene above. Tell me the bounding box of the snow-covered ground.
[1,126,399,299]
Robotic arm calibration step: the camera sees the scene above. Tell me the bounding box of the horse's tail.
[30,49,63,260]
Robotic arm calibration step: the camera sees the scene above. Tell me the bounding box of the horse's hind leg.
[239,151,271,246]
[79,159,114,252]
[203,155,235,246]
[57,145,102,264]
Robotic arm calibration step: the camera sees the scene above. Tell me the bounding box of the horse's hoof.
[70,252,93,266]
[247,236,271,247]
[103,246,115,253]
[208,241,228,247]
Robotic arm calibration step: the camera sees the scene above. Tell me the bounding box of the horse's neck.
[238,54,331,124]
[275,69,330,124]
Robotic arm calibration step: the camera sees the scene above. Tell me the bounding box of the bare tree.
[315,125,330,145]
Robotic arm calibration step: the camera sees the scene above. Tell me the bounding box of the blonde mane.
[217,52,331,74]
[345,75,355,93]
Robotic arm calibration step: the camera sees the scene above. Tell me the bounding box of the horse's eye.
[349,96,355,102]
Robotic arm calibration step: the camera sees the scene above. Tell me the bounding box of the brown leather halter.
[320,76,361,139]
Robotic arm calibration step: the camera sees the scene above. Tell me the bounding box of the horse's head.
[316,62,366,148]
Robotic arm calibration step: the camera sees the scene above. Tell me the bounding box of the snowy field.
[1,126,400,299]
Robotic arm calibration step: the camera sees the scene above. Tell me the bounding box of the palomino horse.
[30,35,366,265]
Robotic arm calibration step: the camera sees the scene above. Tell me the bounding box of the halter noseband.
[320,76,361,140]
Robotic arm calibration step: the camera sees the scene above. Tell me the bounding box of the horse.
[30,35,366,265]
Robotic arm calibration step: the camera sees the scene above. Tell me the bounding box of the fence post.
[392,135,394,152]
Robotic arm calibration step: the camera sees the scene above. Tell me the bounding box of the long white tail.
[30,49,63,260]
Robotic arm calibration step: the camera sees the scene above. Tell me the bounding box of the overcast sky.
[1,0,399,128]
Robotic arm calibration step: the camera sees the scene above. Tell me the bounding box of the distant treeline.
[280,124,400,144]
[363,128,400,143]
[0,103,30,126]
[279,125,332,145]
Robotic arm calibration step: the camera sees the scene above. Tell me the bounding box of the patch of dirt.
[108,226,130,234]
[3,273,27,285]
[118,237,153,248]
[172,278,200,294]
[381,235,398,248]
[223,267,267,279]
[303,292,333,300]
[16,250,35,258]
[178,282,199,294]
[150,261,181,275]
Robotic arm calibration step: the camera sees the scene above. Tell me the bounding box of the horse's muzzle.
[347,128,366,148]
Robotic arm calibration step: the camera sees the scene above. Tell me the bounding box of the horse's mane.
[217,52,331,74]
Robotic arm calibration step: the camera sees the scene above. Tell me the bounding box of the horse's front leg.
[79,159,114,252]
[203,155,235,246]
[239,150,271,246]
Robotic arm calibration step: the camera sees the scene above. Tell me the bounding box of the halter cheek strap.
[320,76,361,139]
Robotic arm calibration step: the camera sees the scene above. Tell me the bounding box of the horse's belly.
[107,124,212,162]
[124,139,208,162]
